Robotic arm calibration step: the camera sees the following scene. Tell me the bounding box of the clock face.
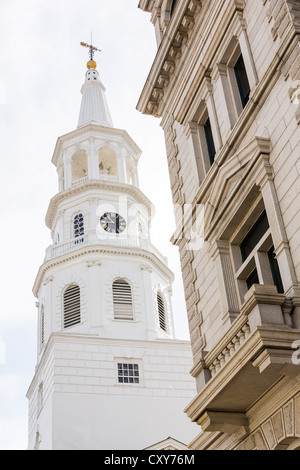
[100,212,126,234]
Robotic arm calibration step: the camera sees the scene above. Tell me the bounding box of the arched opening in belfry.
[126,158,135,185]
[98,146,118,180]
[71,150,88,183]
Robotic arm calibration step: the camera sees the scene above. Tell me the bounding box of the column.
[63,149,72,189]
[88,197,98,244]
[86,261,103,332]
[213,63,237,132]
[88,137,99,180]
[210,240,240,325]
[140,265,157,340]
[204,78,223,151]
[117,152,127,184]
[238,17,258,91]
[57,164,64,191]
[131,159,139,188]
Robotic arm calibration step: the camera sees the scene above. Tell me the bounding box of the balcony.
[44,234,168,265]
[185,284,300,433]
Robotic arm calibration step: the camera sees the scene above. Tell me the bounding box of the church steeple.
[26,46,196,450]
[77,41,113,128]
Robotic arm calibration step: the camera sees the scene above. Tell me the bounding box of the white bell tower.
[26,48,196,450]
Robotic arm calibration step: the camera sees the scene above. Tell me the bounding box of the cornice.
[45,179,154,229]
[52,123,142,167]
[137,0,247,118]
[138,0,153,12]
[137,0,203,117]
[33,243,174,297]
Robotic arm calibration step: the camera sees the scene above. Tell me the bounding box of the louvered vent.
[157,292,167,332]
[112,279,133,320]
[63,285,81,328]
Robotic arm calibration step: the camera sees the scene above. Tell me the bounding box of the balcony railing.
[72,174,118,186]
[72,176,89,185]
[45,236,89,259]
[44,235,167,264]
[99,173,118,182]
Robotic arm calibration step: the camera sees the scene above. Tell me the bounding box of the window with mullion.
[117,363,140,384]
[234,54,251,109]
[235,209,284,299]
[74,213,84,239]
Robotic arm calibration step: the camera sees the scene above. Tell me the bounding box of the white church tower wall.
[27,50,197,450]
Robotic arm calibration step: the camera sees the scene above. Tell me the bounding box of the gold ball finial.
[87,60,97,69]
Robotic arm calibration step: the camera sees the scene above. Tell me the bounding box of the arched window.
[73,213,84,239]
[98,146,118,181]
[157,292,167,332]
[112,279,133,320]
[71,150,88,183]
[63,285,81,328]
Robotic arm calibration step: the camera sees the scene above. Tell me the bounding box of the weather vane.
[80,34,101,61]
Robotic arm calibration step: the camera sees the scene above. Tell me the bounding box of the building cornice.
[33,243,174,297]
[138,0,154,12]
[45,179,154,229]
[137,0,204,117]
[137,0,247,118]
[52,123,142,167]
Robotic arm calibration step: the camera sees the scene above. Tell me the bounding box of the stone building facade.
[138,0,300,450]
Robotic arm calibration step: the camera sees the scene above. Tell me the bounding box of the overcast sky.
[0,0,191,450]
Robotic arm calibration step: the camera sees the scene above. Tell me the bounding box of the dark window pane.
[246,268,259,290]
[240,211,269,261]
[118,363,139,384]
[204,117,216,166]
[268,246,284,294]
[170,0,178,17]
[234,54,251,108]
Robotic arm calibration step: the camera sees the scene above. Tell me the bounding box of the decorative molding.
[137,0,203,117]
[86,260,102,268]
[236,392,300,450]
[140,264,153,273]
[45,179,154,229]
[33,244,174,297]
[43,276,53,286]
[203,137,272,240]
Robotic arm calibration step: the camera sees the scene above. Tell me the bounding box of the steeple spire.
[78,41,113,129]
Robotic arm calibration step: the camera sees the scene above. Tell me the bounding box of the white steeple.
[26,49,196,450]
[77,61,113,128]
